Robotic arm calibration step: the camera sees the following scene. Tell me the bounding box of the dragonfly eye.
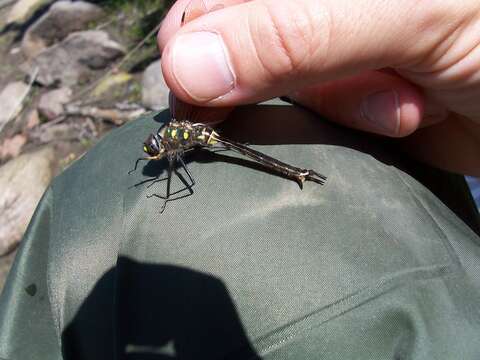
[143,134,160,156]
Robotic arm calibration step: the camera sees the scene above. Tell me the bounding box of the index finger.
[160,0,469,106]
[160,0,240,124]
[158,0,246,52]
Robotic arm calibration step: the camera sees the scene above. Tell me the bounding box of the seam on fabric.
[392,169,480,327]
[44,187,63,349]
[49,158,89,349]
[392,168,464,269]
[110,172,129,359]
[101,112,156,356]
[233,169,462,358]
[245,262,453,358]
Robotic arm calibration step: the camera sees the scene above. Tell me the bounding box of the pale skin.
[158,0,480,176]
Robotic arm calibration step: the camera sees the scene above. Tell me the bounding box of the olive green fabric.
[1,103,480,359]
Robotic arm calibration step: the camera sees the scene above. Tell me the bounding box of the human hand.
[158,0,480,176]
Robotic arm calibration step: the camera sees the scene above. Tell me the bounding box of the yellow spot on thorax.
[170,129,178,138]
[183,131,189,140]
[207,130,219,145]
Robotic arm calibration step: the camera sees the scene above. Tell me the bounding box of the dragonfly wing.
[169,92,232,124]
[168,91,181,120]
[173,1,231,124]
[168,91,176,119]
[169,92,191,121]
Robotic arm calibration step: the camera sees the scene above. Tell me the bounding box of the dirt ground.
[0,0,169,295]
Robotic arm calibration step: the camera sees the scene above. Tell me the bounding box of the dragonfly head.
[143,133,164,158]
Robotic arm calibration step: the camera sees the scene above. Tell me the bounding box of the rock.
[29,30,125,87]
[0,134,27,161]
[6,0,53,26]
[24,109,40,130]
[92,72,133,97]
[0,146,55,256]
[29,122,77,144]
[28,117,97,144]
[0,82,29,135]
[142,59,169,110]
[22,0,104,59]
[38,87,72,120]
[9,47,21,55]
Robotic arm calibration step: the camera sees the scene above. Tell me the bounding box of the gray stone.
[22,0,104,58]
[0,82,29,135]
[38,87,72,120]
[6,0,53,25]
[30,30,125,87]
[0,146,55,256]
[0,134,27,161]
[92,72,133,97]
[142,59,169,110]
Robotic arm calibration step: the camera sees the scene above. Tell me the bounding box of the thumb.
[161,0,457,105]
[288,70,426,137]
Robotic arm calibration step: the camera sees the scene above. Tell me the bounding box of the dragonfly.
[130,94,327,213]
[129,0,326,212]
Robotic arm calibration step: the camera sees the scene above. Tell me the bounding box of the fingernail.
[362,90,400,135]
[171,31,235,102]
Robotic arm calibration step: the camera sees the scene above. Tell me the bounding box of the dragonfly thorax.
[142,121,221,160]
[159,121,219,148]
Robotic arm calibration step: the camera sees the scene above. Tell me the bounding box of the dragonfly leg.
[130,176,167,189]
[129,154,164,175]
[146,159,173,213]
[128,157,148,174]
[161,159,174,213]
[177,155,195,187]
[147,175,194,213]
[145,176,169,189]
[146,159,195,213]
[139,148,198,188]
[168,167,194,202]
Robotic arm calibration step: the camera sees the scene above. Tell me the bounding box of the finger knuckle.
[402,0,478,68]
[249,0,328,81]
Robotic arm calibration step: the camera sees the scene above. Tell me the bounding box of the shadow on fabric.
[62,257,261,360]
